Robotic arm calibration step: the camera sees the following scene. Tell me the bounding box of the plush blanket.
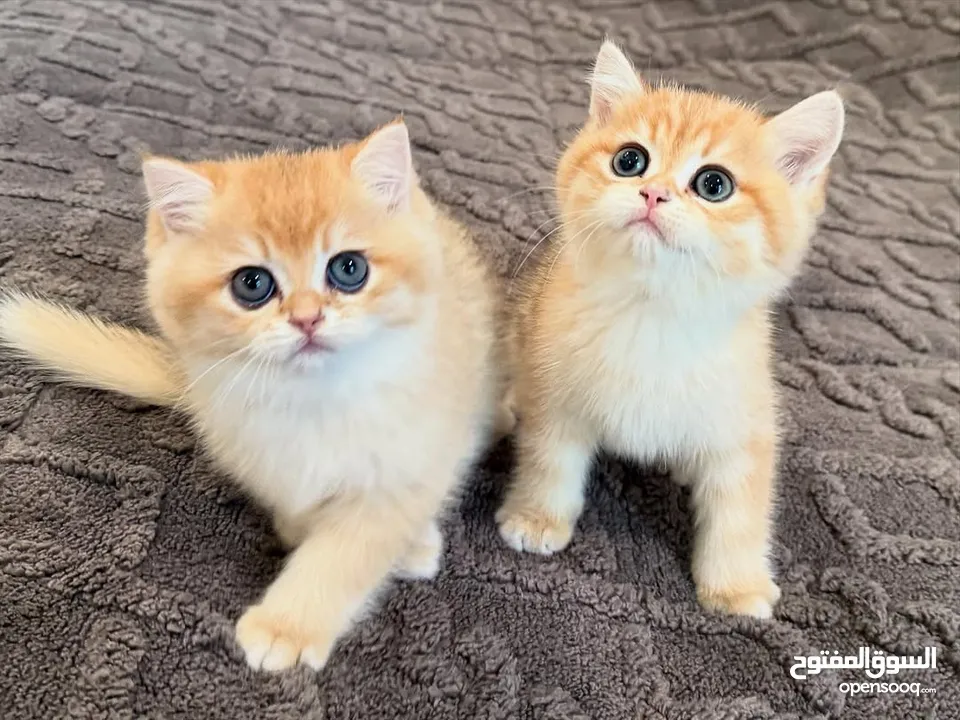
[0,1,957,718]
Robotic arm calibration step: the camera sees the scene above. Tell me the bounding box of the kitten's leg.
[687,436,781,619]
[496,411,595,554]
[396,520,443,580]
[235,492,432,672]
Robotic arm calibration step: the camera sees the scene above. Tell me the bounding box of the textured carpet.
[0,1,958,718]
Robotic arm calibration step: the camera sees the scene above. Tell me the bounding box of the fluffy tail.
[0,294,182,406]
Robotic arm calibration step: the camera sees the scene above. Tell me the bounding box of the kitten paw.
[235,604,333,672]
[496,508,574,555]
[397,522,443,580]
[697,580,781,619]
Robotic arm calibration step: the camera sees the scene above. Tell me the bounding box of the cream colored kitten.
[497,42,845,619]
[0,121,509,670]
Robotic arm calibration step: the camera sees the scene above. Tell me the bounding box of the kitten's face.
[557,43,844,300]
[141,123,433,373]
[559,92,792,280]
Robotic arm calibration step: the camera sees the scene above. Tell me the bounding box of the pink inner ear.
[142,159,213,234]
[588,41,644,124]
[768,91,845,185]
[778,145,824,184]
[351,123,413,213]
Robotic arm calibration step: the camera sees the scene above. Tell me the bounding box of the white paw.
[496,507,575,555]
[397,522,443,580]
[697,580,782,619]
[235,604,333,672]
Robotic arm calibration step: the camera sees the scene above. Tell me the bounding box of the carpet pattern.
[0,1,958,718]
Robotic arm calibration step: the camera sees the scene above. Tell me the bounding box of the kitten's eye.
[612,145,649,177]
[230,266,276,308]
[692,167,735,202]
[327,251,369,293]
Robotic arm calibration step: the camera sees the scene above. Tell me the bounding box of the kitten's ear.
[351,121,413,213]
[767,91,845,186]
[589,41,643,124]
[142,158,213,235]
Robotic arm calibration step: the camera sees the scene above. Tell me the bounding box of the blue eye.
[612,145,649,177]
[230,266,276,308]
[692,167,735,202]
[326,251,369,293]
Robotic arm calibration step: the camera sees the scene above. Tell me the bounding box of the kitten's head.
[141,121,438,373]
[556,41,844,303]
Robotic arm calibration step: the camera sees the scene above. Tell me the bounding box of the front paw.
[235,604,334,672]
[397,522,443,580]
[697,578,781,619]
[496,505,575,555]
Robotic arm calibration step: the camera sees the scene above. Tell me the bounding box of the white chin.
[286,351,329,372]
[630,233,664,258]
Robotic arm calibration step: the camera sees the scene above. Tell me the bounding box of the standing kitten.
[497,42,844,618]
[0,122,507,670]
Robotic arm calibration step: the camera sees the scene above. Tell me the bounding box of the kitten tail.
[0,293,181,406]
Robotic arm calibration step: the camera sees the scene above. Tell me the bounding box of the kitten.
[496,42,844,618]
[0,121,510,670]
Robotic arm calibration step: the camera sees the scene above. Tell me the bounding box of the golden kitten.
[0,121,509,670]
[497,42,844,618]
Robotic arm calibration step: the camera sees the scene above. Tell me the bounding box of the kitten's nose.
[289,312,323,336]
[639,187,671,210]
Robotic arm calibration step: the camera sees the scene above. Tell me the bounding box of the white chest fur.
[186,329,434,518]
[556,298,755,460]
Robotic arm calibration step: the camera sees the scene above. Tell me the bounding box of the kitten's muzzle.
[288,311,332,356]
[289,311,324,336]
[293,336,332,356]
[628,185,671,237]
[639,186,671,208]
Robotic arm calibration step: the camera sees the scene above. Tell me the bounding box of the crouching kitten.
[497,42,844,618]
[0,121,509,670]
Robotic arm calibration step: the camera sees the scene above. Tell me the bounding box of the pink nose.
[289,313,323,335]
[639,187,671,211]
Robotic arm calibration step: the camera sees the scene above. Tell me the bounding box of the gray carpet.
[0,1,958,718]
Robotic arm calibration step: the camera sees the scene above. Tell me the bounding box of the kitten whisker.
[176,343,254,407]
[211,349,261,414]
[246,353,273,409]
[515,207,561,218]
[493,186,558,205]
[511,210,599,281]
[573,220,606,268]
[260,356,280,405]
[514,206,594,226]
[546,219,604,282]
